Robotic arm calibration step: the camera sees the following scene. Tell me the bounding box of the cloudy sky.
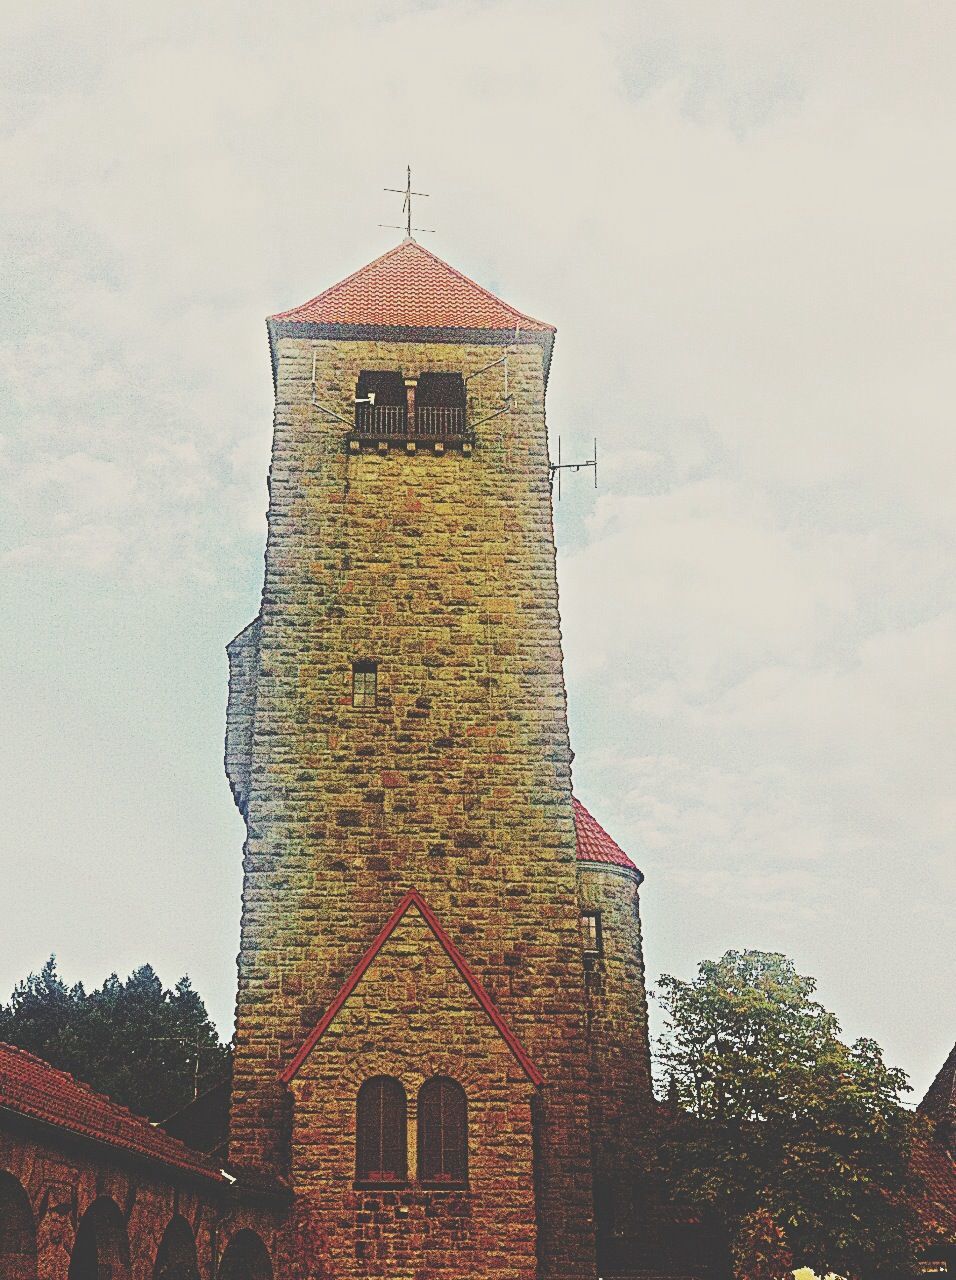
[1,2,953,1098]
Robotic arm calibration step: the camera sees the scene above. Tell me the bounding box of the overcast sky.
[1,2,953,1099]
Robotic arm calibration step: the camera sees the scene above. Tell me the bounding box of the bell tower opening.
[355,370,407,436]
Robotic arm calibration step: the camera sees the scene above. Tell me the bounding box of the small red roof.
[269,237,554,333]
[0,1041,222,1184]
[573,797,642,876]
[279,890,543,1087]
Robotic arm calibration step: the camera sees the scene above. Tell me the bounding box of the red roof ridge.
[572,796,642,877]
[268,237,555,333]
[279,890,543,1087]
[0,1040,222,1183]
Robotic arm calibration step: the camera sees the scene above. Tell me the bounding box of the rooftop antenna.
[380,165,435,238]
[549,437,598,500]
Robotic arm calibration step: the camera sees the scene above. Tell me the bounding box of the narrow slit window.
[581,910,602,956]
[352,661,378,709]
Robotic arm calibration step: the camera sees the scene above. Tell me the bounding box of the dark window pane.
[352,661,377,709]
[356,1076,407,1183]
[418,1076,467,1185]
[581,911,602,955]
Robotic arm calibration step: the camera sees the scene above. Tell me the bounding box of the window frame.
[581,909,603,957]
[355,1075,408,1187]
[351,660,378,710]
[417,1076,468,1189]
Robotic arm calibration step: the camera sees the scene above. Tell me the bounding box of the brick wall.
[229,334,596,1278]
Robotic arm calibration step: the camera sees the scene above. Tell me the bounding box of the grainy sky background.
[1,2,953,1099]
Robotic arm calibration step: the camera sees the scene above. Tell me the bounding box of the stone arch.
[67,1197,131,1280]
[217,1232,271,1280]
[153,1218,199,1280]
[0,1171,37,1280]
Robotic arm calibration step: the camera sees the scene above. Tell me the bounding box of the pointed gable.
[270,238,554,333]
[279,890,543,1087]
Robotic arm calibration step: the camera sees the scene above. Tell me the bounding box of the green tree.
[655,949,920,1279]
[0,957,230,1121]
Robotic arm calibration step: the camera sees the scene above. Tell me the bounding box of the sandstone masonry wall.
[577,864,654,1271]
[288,905,538,1280]
[229,335,596,1279]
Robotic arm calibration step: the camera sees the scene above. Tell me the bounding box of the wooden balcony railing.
[355,405,467,439]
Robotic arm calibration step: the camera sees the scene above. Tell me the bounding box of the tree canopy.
[655,949,921,1280]
[0,956,230,1121]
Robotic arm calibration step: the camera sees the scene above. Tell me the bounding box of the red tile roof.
[912,1135,956,1242]
[269,237,554,333]
[0,1041,223,1184]
[920,1041,956,1126]
[280,890,543,1087]
[573,797,642,877]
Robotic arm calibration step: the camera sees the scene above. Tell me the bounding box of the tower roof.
[266,238,556,385]
[270,238,555,332]
[573,797,643,879]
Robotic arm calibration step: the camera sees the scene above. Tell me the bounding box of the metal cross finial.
[381,165,434,238]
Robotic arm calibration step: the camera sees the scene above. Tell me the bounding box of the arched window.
[356,1076,407,1184]
[217,1231,272,1280]
[68,1197,130,1280]
[153,1217,199,1280]
[0,1171,37,1280]
[417,1076,467,1186]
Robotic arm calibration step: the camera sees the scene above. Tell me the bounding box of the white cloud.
[0,0,953,1094]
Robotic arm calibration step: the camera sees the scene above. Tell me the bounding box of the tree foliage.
[655,949,920,1278]
[0,956,230,1121]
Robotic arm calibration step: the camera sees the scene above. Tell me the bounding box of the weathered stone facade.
[578,861,654,1271]
[227,326,598,1278]
[220,239,660,1279]
[287,901,540,1280]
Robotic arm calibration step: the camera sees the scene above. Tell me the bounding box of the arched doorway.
[68,1198,130,1280]
[153,1218,199,1280]
[0,1172,37,1280]
[217,1231,271,1280]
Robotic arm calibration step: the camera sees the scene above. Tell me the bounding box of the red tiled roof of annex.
[269,237,555,332]
[911,1136,956,1241]
[0,1041,222,1183]
[573,797,641,873]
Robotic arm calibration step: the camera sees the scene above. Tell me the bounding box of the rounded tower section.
[573,797,654,1272]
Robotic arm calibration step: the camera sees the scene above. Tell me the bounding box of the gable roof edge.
[278,890,543,1088]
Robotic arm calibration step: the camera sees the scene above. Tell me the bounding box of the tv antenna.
[549,437,598,499]
[380,165,435,238]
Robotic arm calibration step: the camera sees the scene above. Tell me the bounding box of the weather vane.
[380,165,435,238]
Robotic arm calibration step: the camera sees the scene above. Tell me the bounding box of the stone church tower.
[224,238,653,1280]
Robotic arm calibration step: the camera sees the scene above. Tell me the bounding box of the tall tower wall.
[228,328,596,1278]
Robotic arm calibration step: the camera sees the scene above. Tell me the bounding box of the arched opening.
[356,1076,407,1184]
[153,1217,199,1280]
[217,1231,271,1280]
[417,1076,467,1187]
[0,1172,37,1280]
[67,1198,130,1280]
[416,372,466,438]
[355,371,407,436]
